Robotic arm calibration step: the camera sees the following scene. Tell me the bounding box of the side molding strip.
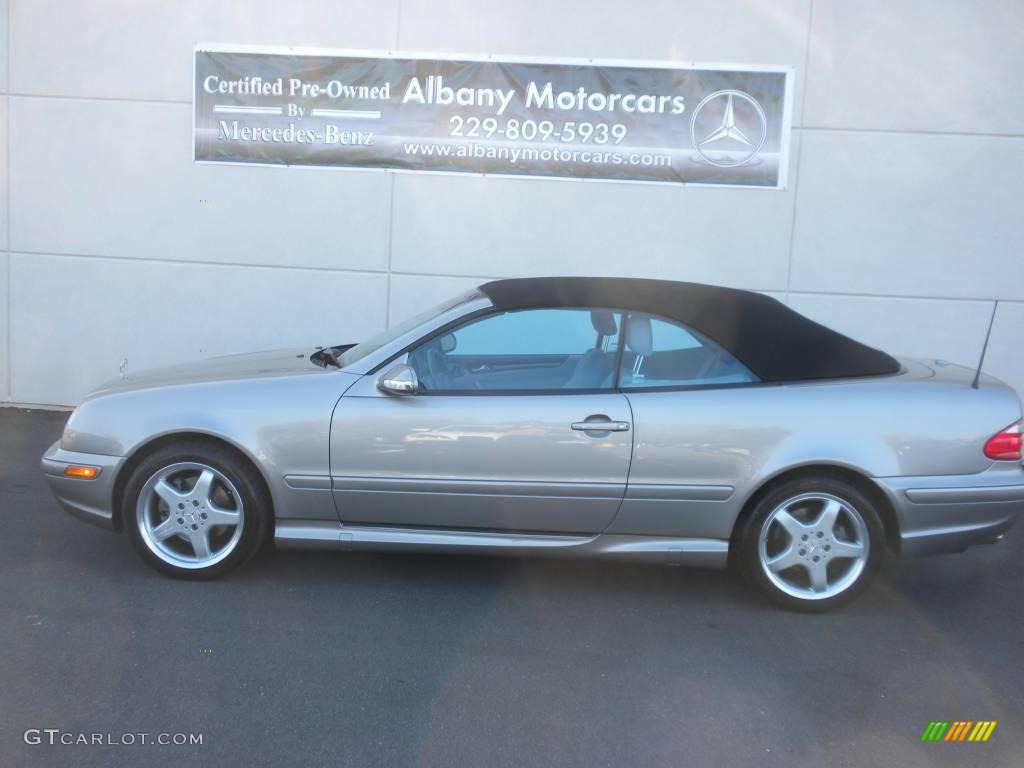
[905,485,1024,504]
[330,476,625,498]
[625,483,735,501]
[274,521,729,567]
[284,475,333,490]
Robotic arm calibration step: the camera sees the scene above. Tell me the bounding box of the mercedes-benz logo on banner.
[689,89,768,168]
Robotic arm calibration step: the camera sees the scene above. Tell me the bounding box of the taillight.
[984,420,1022,461]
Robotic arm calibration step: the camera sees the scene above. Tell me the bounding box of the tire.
[737,476,885,612]
[123,441,271,579]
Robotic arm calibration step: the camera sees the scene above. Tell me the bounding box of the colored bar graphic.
[944,722,971,741]
[973,721,997,742]
[922,720,996,742]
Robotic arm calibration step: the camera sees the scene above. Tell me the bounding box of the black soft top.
[479,277,900,382]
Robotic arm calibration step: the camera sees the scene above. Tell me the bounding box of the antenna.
[971,300,999,389]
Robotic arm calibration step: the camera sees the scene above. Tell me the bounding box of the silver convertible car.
[42,278,1023,610]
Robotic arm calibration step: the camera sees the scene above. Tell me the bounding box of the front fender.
[61,372,361,523]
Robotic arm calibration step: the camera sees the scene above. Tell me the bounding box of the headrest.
[590,310,618,336]
[626,315,653,356]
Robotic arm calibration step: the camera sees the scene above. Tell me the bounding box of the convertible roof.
[479,277,901,382]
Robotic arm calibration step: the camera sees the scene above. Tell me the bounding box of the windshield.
[337,288,484,367]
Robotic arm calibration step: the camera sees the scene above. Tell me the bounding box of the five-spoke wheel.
[739,477,884,611]
[124,442,270,579]
[759,493,869,599]
[137,462,244,569]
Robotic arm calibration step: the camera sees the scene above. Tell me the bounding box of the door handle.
[571,420,630,432]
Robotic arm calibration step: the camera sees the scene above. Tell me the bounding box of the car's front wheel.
[737,477,884,611]
[123,442,270,579]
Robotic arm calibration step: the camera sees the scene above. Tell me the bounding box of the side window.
[619,312,757,388]
[408,308,622,392]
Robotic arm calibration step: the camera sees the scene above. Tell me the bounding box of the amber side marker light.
[64,465,100,479]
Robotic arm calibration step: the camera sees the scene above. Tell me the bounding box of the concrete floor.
[1,406,1021,767]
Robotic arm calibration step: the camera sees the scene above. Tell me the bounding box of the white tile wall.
[3,1,1023,404]
[10,0,400,102]
[390,133,801,291]
[400,0,811,123]
[790,130,1024,300]
[1,78,6,401]
[9,253,388,405]
[0,0,8,93]
[388,273,490,326]
[788,293,994,367]
[10,97,391,271]
[0,96,7,248]
[0,252,8,400]
[805,0,1024,135]
[985,302,1024,403]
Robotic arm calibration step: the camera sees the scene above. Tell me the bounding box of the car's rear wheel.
[123,442,270,579]
[737,477,884,611]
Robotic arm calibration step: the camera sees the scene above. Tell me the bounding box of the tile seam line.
[9,92,190,105]
[788,289,1022,304]
[8,250,500,281]
[784,0,815,302]
[5,252,1022,306]
[5,0,11,399]
[384,173,396,325]
[800,125,1024,140]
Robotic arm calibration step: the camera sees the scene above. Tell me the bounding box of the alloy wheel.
[135,462,244,569]
[757,492,869,601]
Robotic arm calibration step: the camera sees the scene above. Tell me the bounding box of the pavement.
[1,405,1022,768]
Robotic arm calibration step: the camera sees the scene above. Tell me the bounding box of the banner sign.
[194,46,793,188]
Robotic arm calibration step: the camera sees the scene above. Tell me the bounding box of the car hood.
[89,347,330,396]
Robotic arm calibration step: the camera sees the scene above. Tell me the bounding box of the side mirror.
[377,364,419,396]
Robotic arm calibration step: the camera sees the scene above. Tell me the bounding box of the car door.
[605,311,763,541]
[330,307,633,534]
